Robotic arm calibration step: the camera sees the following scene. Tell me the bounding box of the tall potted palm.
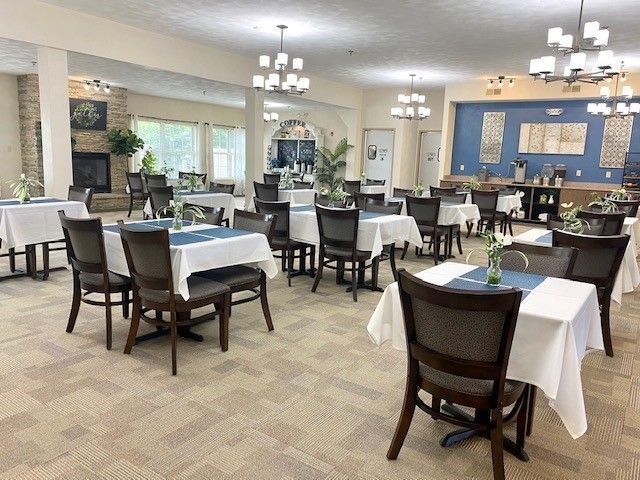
[315,137,353,193]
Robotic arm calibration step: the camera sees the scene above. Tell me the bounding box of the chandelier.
[390,74,431,120]
[528,0,624,85]
[588,74,639,117]
[252,25,310,96]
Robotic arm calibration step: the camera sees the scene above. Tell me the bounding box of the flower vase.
[19,189,30,203]
[486,257,502,285]
[172,214,183,231]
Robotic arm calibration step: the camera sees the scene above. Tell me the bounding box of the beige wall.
[0,73,22,194]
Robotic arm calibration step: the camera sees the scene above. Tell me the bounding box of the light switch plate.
[576,170,582,177]
[459,165,465,171]
[606,171,611,178]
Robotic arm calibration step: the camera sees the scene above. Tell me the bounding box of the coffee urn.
[513,159,527,184]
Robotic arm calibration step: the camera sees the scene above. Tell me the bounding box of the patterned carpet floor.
[0,210,638,479]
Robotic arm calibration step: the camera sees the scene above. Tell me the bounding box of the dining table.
[513,217,640,304]
[388,196,481,227]
[367,261,603,439]
[360,185,388,195]
[143,191,236,220]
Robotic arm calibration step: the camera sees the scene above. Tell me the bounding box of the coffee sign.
[279,119,306,128]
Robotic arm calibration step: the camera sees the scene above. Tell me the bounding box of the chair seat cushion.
[196,265,261,289]
[79,271,130,290]
[419,363,523,397]
[139,276,229,304]
[325,245,371,260]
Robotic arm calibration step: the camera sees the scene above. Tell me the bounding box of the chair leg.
[389,244,398,282]
[351,262,357,302]
[41,243,50,280]
[281,250,286,272]
[124,298,141,354]
[8,247,16,273]
[434,237,440,265]
[104,293,112,351]
[466,221,473,238]
[401,241,409,260]
[170,310,178,375]
[312,248,324,293]
[220,293,230,351]
[122,290,130,318]
[387,369,418,460]
[287,246,294,287]
[489,409,506,480]
[66,273,82,333]
[456,231,463,255]
[310,245,316,276]
[260,272,274,331]
[526,386,537,436]
[601,301,614,357]
[127,196,133,217]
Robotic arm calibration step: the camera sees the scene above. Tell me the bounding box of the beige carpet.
[0,211,638,479]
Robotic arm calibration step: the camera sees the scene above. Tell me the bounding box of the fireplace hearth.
[72,152,111,193]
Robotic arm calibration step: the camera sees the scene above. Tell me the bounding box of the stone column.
[244,88,264,208]
[37,47,72,199]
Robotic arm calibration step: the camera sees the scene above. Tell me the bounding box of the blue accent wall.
[451,99,640,184]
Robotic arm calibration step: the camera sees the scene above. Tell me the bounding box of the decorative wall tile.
[479,111,505,164]
[518,122,587,154]
[600,116,634,168]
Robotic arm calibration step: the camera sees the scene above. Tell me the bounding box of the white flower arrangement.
[158,198,205,230]
[9,173,43,202]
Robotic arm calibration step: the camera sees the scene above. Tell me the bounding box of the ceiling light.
[391,74,431,120]
[486,75,516,89]
[588,73,637,118]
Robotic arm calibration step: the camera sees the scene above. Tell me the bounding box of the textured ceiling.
[40,0,640,87]
[0,37,336,111]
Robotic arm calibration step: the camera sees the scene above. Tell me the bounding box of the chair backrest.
[58,211,107,276]
[314,193,346,208]
[365,198,402,215]
[440,194,465,204]
[547,214,605,235]
[393,187,413,198]
[353,191,385,209]
[406,195,440,228]
[178,171,207,186]
[233,209,276,243]
[502,242,578,278]
[397,269,522,405]
[68,186,94,210]
[253,181,279,201]
[430,186,456,197]
[254,199,290,242]
[343,180,362,196]
[192,204,224,226]
[499,187,517,195]
[552,229,630,290]
[126,171,144,194]
[366,178,386,186]
[293,180,313,190]
[145,174,167,188]
[315,205,359,255]
[471,189,499,218]
[577,210,627,235]
[118,222,173,295]
[148,186,174,217]
[611,199,640,217]
[208,182,235,194]
[263,172,281,185]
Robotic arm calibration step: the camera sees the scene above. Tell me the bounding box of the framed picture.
[69,98,107,130]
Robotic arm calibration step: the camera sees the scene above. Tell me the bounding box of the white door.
[363,130,394,186]
[418,131,442,188]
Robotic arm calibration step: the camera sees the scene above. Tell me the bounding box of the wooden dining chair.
[147,186,174,218]
[126,171,148,218]
[192,205,225,226]
[208,182,235,194]
[195,210,277,331]
[254,199,316,287]
[438,193,465,258]
[118,223,231,375]
[343,180,362,206]
[59,212,131,350]
[292,180,313,189]
[546,214,605,235]
[502,243,578,278]
[610,199,640,217]
[314,193,346,208]
[402,195,447,264]
[253,181,279,201]
[178,171,207,187]
[388,269,528,480]
[392,187,413,198]
[577,210,627,235]
[366,178,386,186]
[467,189,501,237]
[353,191,385,209]
[365,199,402,281]
[263,172,281,185]
[145,173,167,188]
[552,230,630,357]
[429,186,456,197]
[312,205,373,302]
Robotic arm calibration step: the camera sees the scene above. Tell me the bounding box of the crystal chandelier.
[390,74,431,120]
[252,25,310,96]
[588,75,639,117]
[528,0,624,85]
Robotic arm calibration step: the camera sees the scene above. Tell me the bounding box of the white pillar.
[37,47,72,199]
[337,108,362,180]
[244,88,264,208]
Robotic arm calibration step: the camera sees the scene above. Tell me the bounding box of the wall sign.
[279,119,306,128]
[69,98,107,130]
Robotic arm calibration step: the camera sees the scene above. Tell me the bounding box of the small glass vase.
[172,213,183,231]
[19,189,30,203]
[487,256,502,285]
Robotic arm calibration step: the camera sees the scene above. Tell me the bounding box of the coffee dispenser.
[513,159,527,184]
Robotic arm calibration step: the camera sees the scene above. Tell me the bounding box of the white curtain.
[195,122,208,176]
[231,127,246,195]
[129,114,141,172]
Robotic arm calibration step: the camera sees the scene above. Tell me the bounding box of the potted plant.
[412,181,425,196]
[9,173,43,203]
[157,198,204,231]
[588,194,618,213]
[139,149,158,174]
[315,138,353,193]
[610,188,633,201]
[278,167,294,189]
[107,128,144,157]
[462,177,482,191]
[185,171,201,192]
[319,187,347,207]
[467,232,527,285]
[559,202,590,233]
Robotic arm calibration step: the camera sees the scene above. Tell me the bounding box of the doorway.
[362,129,394,187]
[417,130,442,188]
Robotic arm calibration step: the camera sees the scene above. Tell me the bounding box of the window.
[136,118,199,175]
[211,126,245,180]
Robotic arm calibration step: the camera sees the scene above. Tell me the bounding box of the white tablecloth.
[367,262,603,439]
[278,189,317,205]
[514,225,640,304]
[103,221,277,300]
[0,198,89,252]
[462,193,522,214]
[143,191,235,220]
[289,208,422,260]
[360,185,388,195]
[388,197,481,227]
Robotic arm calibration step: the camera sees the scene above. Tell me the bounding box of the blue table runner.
[290,205,315,212]
[536,232,553,245]
[359,211,390,220]
[190,227,253,239]
[0,198,67,206]
[444,267,547,299]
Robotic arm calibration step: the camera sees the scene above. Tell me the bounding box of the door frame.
[415,129,443,186]
[361,128,396,187]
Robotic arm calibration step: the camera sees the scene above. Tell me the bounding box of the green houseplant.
[559,202,590,233]
[588,193,618,213]
[610,188,633,201]
[157,198,204,231]
[462,177,482,191]
[139,149,158,174]
[315,138,353,193]
[107,128,144,157]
